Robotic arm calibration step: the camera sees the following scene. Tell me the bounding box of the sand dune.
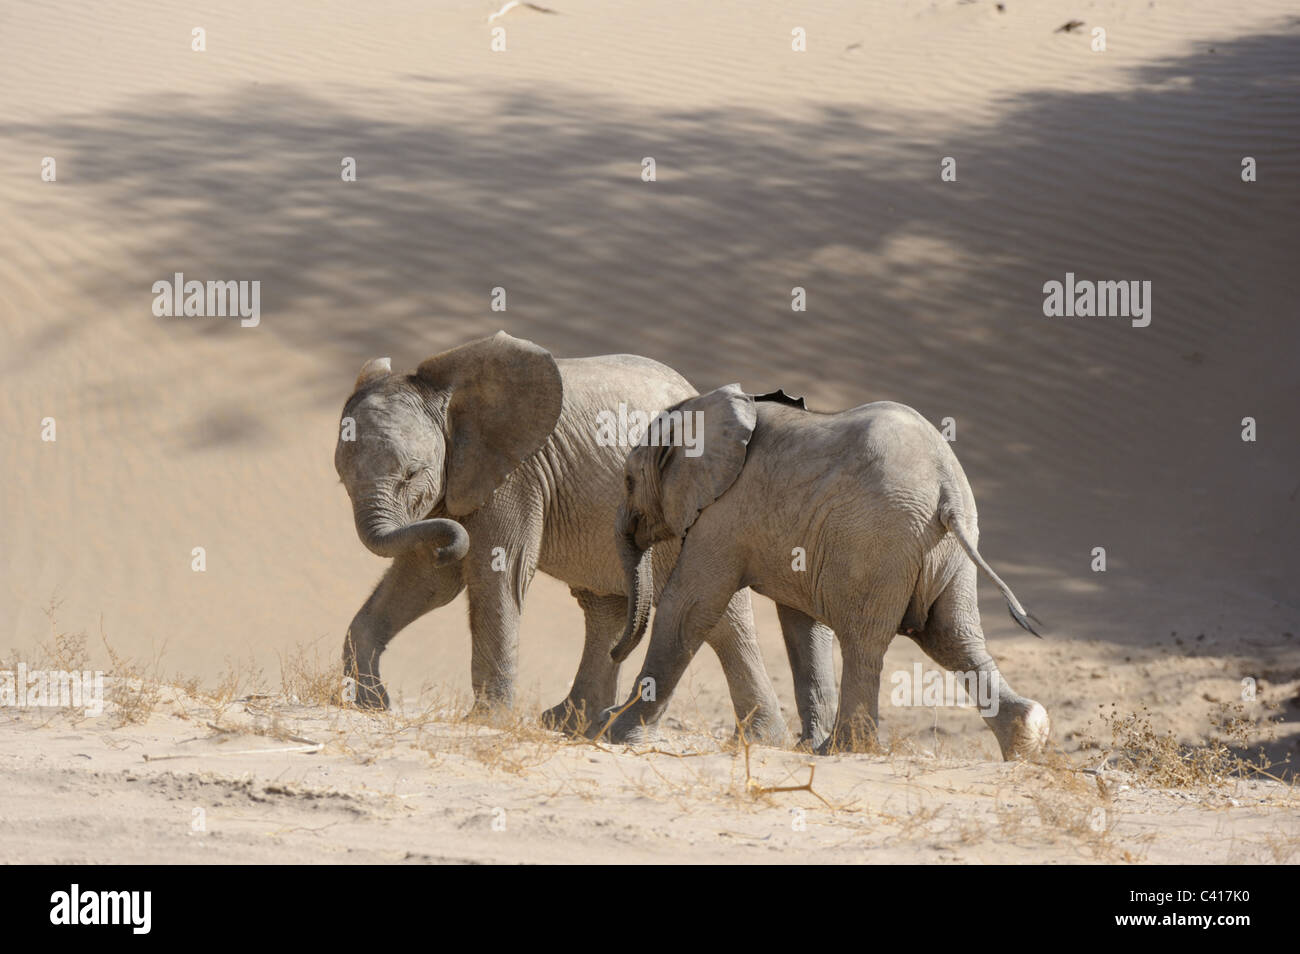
[1,0,1297,863]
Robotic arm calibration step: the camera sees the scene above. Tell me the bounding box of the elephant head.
[612,384,757,662]
[335,331,564,564]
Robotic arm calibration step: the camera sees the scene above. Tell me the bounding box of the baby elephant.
[604,385,1050,759]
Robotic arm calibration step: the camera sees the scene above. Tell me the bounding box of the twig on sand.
[626,747,713,759]
[143,741,323,761]
[748,754,832,807]
[738,724,832,808]
[590,694,642,745]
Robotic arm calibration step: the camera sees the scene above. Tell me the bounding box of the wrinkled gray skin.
[334,333,835,746]
[604,385,1051,759]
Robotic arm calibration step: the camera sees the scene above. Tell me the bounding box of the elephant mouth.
[624,509,662,552]
[627,513,649,552]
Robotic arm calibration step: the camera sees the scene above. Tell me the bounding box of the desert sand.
[1,0,1297,864]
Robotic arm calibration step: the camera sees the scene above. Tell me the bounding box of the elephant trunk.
[611,505,654,664]
[354,493,469,565]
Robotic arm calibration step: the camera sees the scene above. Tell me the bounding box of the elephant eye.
[403,461,423,481]
[625,474,634,493]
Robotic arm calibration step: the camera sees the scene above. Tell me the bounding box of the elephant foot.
[987,699,1050,761]
[539,699,597,737]
[732,716,791,749]
[814,723,881,756]
[463,697,516,727]
[594,705,663,745]
[347,675,390,712]
[794,727,830,753]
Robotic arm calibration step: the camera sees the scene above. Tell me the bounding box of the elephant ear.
[354,357,392,391]
[417,331,563,517]
[657,384,756,538]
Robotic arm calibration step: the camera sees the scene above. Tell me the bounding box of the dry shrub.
[2,599,90,673]
[8,601,170,726]
[1262,829,1300,863]
[278,638,344,707]
[1083,702,1285,788]
[42,600,90,672]
[3,601,179,726]
[208,653,266,723]
[100,634,167,726]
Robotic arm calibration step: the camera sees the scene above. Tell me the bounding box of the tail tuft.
[1008,605,1045,638]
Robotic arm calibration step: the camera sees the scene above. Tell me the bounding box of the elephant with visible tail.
[334,332,836,746]
[604,384,1050,759]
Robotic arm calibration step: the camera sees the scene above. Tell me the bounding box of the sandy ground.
[1,0,1298,863]
[1,688,1295,864]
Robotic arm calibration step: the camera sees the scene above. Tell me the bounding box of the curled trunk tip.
[356,500,469,564]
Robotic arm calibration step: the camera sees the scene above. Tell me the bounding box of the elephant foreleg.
[599,586,707,745]
[344,554,465,710]
[602,554,786,746]
[462,502,542,714]
[775,604,837,750]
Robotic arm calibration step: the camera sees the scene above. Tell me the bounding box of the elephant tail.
[940,507,1044,638]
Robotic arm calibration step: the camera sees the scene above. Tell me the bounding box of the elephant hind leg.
[913,565,1049,760]
[540,589,626,737]
[819,612,898,755]
[775,604,836,749]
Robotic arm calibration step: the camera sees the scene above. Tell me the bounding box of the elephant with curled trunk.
[604,385,1051,759]
[333,332,836,746]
